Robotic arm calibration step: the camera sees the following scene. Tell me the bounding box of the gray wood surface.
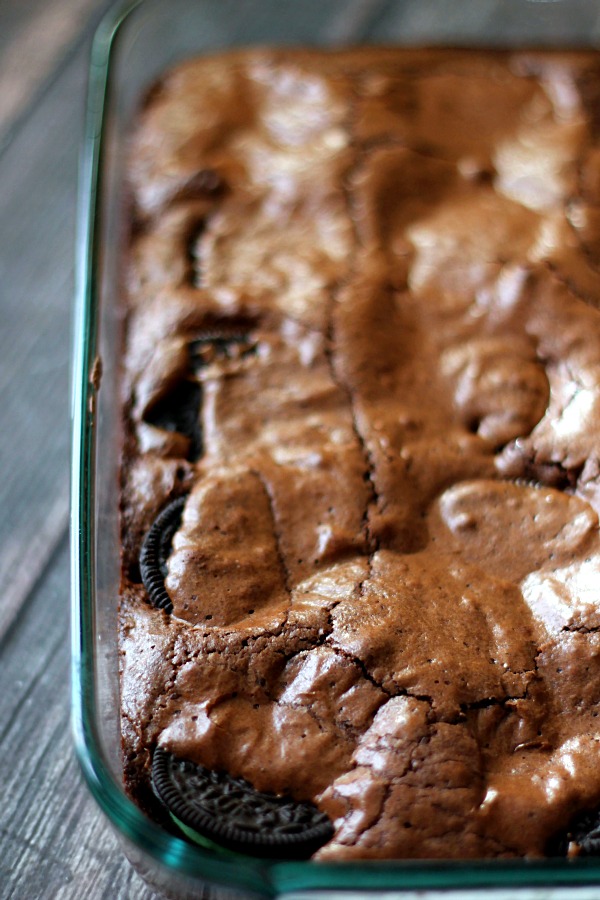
[2,0,600,898]
[0,0,112,643]
[0,0,108,148]
[0,542,157,900]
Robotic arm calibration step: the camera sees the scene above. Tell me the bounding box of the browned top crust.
[120,47,600,859]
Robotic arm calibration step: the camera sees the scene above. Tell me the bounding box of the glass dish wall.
[72,0,600,896]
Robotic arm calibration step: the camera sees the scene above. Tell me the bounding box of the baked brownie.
[119,47,600,859]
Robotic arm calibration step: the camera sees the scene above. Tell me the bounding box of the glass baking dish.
[71,0,600,896]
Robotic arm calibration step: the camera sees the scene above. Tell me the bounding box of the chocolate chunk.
[139,497,186,612]
[152,747,334,858]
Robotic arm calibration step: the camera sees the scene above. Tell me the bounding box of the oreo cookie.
[556,808,600,858]
[189,329,256,371]
[144,380,203,460]
[152,747,334,858]
[139,497,186,613]
[143,330,255,462]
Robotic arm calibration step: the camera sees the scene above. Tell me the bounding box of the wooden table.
[2,1,600,898]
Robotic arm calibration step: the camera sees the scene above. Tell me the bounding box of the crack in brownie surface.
[120,47,600,859]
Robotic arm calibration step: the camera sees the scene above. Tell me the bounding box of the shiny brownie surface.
[120,47,600,859]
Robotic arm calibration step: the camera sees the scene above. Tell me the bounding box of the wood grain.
[0,541,159,900]
[0,7,108,640]
[0,0,110,149]
[367,0,600,43]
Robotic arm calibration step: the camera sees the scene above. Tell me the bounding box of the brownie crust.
[120,47,600,859]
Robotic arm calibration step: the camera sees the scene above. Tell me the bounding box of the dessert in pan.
[119,47,600,859]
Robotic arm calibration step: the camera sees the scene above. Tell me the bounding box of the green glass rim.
[70,1,600,894]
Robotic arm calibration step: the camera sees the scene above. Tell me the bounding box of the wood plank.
[0,0,111,148]
[485,0,600,43]
[0,26,94,641]
[366,0,600,43]
[320,0,390,44]
[365,0,503,41]
[0,541,160,900]
[0,495,68,649]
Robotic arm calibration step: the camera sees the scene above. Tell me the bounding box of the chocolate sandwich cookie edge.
[151,746,334,859]
[139,496,187,612]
